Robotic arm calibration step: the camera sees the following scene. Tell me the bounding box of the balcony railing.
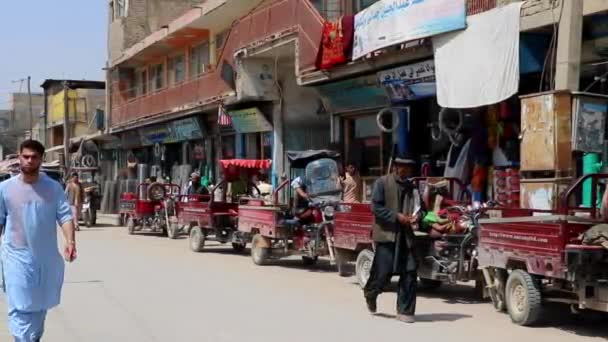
[110,69,229,127]
[110,0,325,129]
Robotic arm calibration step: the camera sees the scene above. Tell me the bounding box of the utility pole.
[27,76,33,138]
[63,81,70,169]
[554,0,583,91]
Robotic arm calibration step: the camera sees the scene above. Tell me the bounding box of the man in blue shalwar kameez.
[0,140,76,342]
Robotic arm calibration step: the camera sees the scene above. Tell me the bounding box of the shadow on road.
[268,258,337,273]
[377,282,484,305]
[374,312,472,322]
[417,283,484,305]
[535,304,608,339]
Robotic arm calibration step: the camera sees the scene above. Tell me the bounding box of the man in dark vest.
[363,154,423,323]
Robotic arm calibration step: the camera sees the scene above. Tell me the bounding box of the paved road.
[1,220,607,341]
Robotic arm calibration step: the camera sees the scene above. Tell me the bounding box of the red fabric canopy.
[219,159,272,170]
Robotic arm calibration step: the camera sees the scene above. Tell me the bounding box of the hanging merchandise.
[376,107,400,133]
[444,139,471,199]
[487,105,499,150]
[438,108,464,146]
[317,16,354,70]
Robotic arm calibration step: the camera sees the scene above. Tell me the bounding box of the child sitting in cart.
[420,180,468,251]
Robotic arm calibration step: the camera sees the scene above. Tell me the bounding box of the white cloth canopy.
[433,2,524,108]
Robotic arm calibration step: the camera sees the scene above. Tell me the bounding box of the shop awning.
[219,159,272,170]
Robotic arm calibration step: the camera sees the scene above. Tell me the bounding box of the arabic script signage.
[139,117,204,146]
[317,75,388,113]
[377,59,436,102]
[353,0,466,60]
[227,107,273,133]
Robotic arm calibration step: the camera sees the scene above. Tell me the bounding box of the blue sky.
[0,0,107,109]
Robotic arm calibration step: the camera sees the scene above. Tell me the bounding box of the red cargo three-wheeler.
[479,173,608,326]
[119,182,181,236]
[333,177,477,289]
[237,150,341,266]
[178,159,271,253]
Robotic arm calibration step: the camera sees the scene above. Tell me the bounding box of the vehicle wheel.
[127,217,135,235]
[355,249,374,288]
[231,242,246,253]
[335,249,350,277]
[189,227,205,252]
[506,270,544,326]
[302,256,318,266]
[419,278,442,290]
[83,211,91,228]
[251,234,270,265]
[167,221,180,240]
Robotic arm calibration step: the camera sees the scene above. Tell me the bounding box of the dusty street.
[1,219,606,342]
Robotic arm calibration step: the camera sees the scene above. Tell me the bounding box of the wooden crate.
[520,177,572,210]
[520,91,573,173]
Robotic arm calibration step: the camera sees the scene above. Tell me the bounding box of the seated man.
[187,172,209,198]
[291,176,314,225]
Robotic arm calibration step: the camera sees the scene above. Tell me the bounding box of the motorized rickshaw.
[119,182,180,235]
[237,150,341,266]
[333,177,480,290]
[175,159,271,253]
[479,173,608,326]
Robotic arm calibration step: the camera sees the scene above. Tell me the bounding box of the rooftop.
[40,79,105,90]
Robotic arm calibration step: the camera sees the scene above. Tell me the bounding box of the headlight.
[323,206,335,218]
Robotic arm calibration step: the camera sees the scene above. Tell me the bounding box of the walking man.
[65,172,82,231]
[0,140,76,341]
[363,154,423,323]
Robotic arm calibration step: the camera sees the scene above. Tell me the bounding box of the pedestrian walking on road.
[65,172,82,231]
[363,154,423,324]
[0,140,76,342]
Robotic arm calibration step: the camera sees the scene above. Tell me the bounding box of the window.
[116,0,128,18]
[310,0,343,20]
[149,63,164,91]
[354,0,377,12]
[190,43,210,78]
[169,55,185,85]
[135,69,147,97]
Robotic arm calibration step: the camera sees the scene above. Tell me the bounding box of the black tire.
[167,222,180,240]
[355,249,374,288]
[335,249,350,277]
[127,216,135,235]
[189,227,205,252]
[418,278,442,290]
[302,256,318,266]
[506,270,544,326]
[83,211,91,228]
[231,242,246,253]
[251,234,270,265]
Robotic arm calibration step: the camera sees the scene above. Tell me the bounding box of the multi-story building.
[106,0,329,189]
[105,0,608,198]
[0,93,44,155]
[41,80,106,163]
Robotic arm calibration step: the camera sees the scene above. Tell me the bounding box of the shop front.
[225,106,273,161]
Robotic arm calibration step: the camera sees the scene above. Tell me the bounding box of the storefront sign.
[377,59,436,102]
[140,124,176,146]
[317,75,388,113]
[172,117,203,141]
[227,107,273,133]
[139,117,204,146]
[353,0,466,60]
